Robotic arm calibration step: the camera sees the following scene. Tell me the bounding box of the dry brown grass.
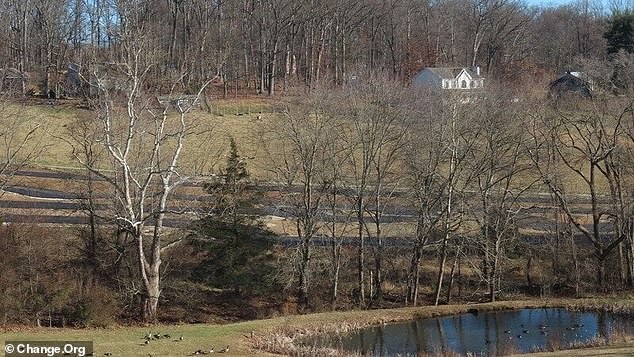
[8,97,626,198]
[523,338,634,357]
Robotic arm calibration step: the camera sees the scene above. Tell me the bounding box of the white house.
[413,66,484,90]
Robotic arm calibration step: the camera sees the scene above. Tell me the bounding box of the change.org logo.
[4,341,93,357]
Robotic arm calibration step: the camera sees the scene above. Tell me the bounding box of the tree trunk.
[315,26,326,85]
[407,240,422,306]
[357,196,365,306]
[445,246,461,304]
[284,44,290,93]
[372,188,383,301]
[142,279,160,322]
[331,243,340,308]
[436,105,457,305]
[20,1,29,96]
[298,245,310,309]
[619,242,626,284]
[137,228,160,322]
[169,3,179,68]
[490,240,501,303]
[434,239,448,305]
[569,223,580,297]
[330,186,341,308]
[341,34,346,84]
[597,254,606,293]
[628,217,634,287]
[267,41,278,96]
[526,253,533,286]
[333,18,339,86]
[139,228,161,322]
[373,237,382,301]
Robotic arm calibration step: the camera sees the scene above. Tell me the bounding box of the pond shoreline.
[252,298,634,356]
[1,298,633,356]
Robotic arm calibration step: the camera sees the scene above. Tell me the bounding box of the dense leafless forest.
[0,0,625,96]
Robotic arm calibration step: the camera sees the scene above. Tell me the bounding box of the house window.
[461,80,467,88]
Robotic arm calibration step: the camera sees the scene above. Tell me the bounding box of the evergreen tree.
[191,138,279,295]
[224,137,249,188]
[605,11,634,55]
[208,137,252,231]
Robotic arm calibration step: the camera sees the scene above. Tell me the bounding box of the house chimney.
[471,65,481,76]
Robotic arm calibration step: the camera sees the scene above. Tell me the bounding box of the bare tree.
[528,96,634,292]
[320,109,353,308]
[67,12,214,318]
[258,94,337,309]
[404,90,470,306]
[426,95,475,306]
[6,0,32,94]
[0,93,45,192]
[462,88,534,302]
[338,78,412,305]
[620,101,634,287]
[246,0,303,95]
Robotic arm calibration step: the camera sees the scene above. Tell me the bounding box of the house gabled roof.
[425,67,484,80]
[550,72,592,87]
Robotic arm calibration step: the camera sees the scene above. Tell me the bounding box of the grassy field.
[2,298,634,356]
[3,97,619,196]
[3,98,277,176]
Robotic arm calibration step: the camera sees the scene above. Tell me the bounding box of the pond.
[306,308,634,356]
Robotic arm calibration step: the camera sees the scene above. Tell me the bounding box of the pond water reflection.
[310,308,634,356]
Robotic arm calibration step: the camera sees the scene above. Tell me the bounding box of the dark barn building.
[548,72,592,99]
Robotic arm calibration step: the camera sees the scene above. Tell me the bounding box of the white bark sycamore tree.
[87,72,210,320]
[76,46,213,320]
[67,2,217,321]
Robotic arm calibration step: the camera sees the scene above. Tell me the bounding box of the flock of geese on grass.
[499,323,585,341]
[141,332,230,355]
[99,332,230,356]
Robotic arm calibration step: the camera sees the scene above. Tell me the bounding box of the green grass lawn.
[3,298,634,356]
[1,320,271,356]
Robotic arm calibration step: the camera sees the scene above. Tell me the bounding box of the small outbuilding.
[548,71,592,99]
[0,68,26,94]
